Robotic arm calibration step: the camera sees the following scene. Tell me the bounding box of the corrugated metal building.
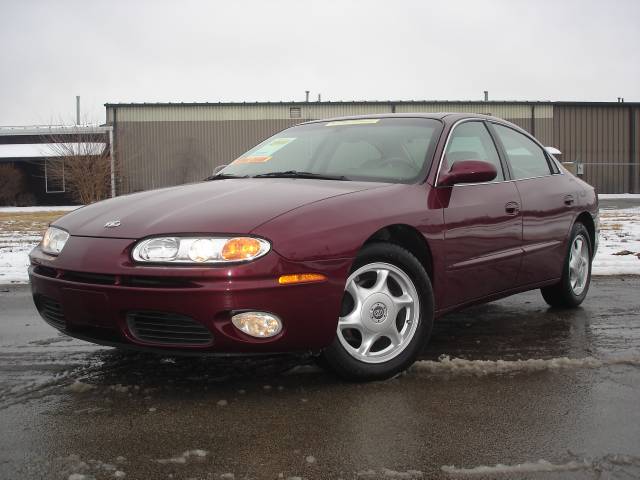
[105,101,640,194]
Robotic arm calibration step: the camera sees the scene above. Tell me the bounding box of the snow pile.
[593,206,640,275]
[441,459,590,475]
[414,354,640,376]
[442,454,640,476]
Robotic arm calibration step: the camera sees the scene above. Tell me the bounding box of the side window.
[444,121,504,181]
[492,124,551,179]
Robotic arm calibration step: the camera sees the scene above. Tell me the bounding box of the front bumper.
[29,236,351,354]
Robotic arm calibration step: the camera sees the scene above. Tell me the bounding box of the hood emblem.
[104,219,121,228]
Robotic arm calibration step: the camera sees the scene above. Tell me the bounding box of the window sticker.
[233,155,272,164]
[325,119,380,127]
[232,137,296,164]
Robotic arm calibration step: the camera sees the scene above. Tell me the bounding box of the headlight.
[41,226,69,255]
[132,236,270,264]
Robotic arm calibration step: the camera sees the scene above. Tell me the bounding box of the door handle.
[505,201,520,216]
[564,195,575,206]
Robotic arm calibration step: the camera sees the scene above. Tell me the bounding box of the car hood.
[54,178,388,239]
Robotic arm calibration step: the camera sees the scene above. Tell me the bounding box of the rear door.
[489,122,574,285]
[439,120,523,308]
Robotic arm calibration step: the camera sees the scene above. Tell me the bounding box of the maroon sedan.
[29,114,598,380]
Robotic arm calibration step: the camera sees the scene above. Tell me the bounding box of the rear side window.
[443,121,504,181]
[492,124,551,179]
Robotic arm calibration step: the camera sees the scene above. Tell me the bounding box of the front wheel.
[541,222,592,308]
[321,243,434,381]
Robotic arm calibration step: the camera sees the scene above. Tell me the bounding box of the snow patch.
[593,206,640,275]
[414,354,640,376]
[67,381,96,393]
[110,384,130,394]
[156,449,208,464]
[381,468,423,478]
[0,205,80,212]
[598,194,640,200]
[355,469,423,478]
[441,459,590,475]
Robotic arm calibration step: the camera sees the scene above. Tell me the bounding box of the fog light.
[231,312,282,338]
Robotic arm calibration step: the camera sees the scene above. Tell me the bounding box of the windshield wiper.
[252,170,349,181]
[204,173,249,181]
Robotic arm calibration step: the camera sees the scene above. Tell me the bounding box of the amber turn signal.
[221,237,264,261]
[278,273,328,285]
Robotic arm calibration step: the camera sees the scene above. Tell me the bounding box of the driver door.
[439,121,523,308]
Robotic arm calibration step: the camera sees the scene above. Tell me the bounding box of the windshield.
[220,117,442,183]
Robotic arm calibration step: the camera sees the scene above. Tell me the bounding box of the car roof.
[299,112,506,126]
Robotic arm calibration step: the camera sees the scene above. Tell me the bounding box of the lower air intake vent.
[126,311,213,346]
[38,296,66,330]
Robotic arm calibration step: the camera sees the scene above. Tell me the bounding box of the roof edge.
[104,100,640,108]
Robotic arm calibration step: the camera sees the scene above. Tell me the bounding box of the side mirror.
[212,164,227,175]
[439,160,497,186]
[545,146,562,155]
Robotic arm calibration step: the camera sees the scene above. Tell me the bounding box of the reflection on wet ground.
[1,277,639,479]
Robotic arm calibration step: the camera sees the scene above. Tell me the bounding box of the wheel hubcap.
[337,262,420,364]
[569,235,590,295]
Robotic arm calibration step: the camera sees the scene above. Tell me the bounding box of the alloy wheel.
[569,235,590,295]
[337,262,420,364]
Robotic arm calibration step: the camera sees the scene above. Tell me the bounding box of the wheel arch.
[362,224,434,281]
[574,211,596,256]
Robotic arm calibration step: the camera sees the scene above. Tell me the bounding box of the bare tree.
[44,129,114,204]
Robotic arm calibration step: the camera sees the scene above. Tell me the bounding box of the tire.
[540,222,592,308]
[321,243,434,381]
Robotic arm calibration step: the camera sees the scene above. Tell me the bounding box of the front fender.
[252,184,445,263]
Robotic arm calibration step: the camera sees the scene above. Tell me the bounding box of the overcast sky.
[1,0,639,125]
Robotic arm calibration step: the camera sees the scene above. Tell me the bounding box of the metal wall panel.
[115,119,298,193]
[553,106,632,193]
[107,102,638,194]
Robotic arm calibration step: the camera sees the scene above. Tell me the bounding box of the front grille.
[126,311,213,346]
[33,266,194,289]
[37,296,66,330]
[121,276,193,288]
[33,265,57,278]
[63,271,116,285]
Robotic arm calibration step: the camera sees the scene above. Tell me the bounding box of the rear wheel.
[321,243,434,381]
[540,222,592,308]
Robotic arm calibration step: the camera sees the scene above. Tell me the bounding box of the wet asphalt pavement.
[1,277,640,480]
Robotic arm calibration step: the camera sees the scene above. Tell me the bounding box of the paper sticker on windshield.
[252,137,296,156]
[232,137,295,164]
[325,119,380,127]
[233,155,271,164]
